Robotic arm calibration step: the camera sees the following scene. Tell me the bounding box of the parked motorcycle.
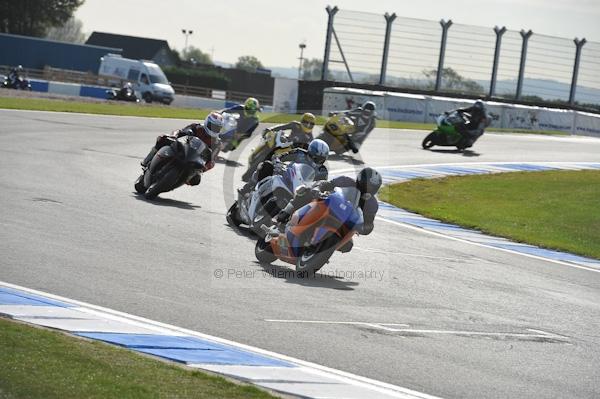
[255,186,364,274]
[316,114,357,155]
[227,163,316,235]
[2,76,31,90]
[240,129,293,182]
[106,84,139,102]
[422,111,486,150]
[134,135,210,199]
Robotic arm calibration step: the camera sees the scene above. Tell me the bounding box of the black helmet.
[362,101,376,116]
[357,167,382,195]
[473,100,485,111]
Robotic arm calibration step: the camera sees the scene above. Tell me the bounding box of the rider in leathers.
[239,139,329,196]
[275,167,382,252]
[262,112,316,149]
[140,112,224,185]
[336,101,377,136]
[452,100,490,148]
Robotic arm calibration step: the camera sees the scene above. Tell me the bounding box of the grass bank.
[0,317,276,399]
[379,170,600,259]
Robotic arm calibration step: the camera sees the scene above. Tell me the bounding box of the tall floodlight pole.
[569,38,587,105]
[516,29,533,100]
[379,12,397,85]
[489,26,507,98]
[435,19,453,92]
[321,6,339,81]
[181,29,193,56]
[298,43,306,80]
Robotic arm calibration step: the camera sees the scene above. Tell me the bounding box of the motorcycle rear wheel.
[422,132,437,149]
[226,202,242,227]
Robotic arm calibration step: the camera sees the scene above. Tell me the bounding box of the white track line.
[0,280,441,399]
[376,216,600,274]
[264,320,567,341]
[331,161,600,175]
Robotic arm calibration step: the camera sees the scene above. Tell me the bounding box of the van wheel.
[143,92,153,103]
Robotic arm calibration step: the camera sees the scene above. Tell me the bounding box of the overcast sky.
[75,0,600,68]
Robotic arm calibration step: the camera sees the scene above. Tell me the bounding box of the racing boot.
[338,239,353,253]
[345,135,359,154]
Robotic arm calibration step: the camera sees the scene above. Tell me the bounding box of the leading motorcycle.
[422,111,486,150]
[134,135,210,199]
[255,186,364,275]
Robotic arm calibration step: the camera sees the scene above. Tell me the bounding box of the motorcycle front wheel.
[134,174,146,193]
[226,202,242,227]
[255,238,277,264]
[296,236,339,275]
[422,132,437,149]
[144,168,179,200]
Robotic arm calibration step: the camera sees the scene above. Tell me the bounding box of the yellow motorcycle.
[241,129,293,182]
[316,114,357,155]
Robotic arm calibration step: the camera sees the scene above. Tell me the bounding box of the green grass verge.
[0,96,324,125]
[0,317,276,399]
[0,96,567,134]
[379,170,600,259]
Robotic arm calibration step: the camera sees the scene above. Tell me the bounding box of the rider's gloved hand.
[273,162,285,175]
[276,209,291,223]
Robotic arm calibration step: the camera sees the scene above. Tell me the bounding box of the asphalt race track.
[2,109,600,399]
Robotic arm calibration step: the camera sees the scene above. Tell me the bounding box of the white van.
[99,54,175,105]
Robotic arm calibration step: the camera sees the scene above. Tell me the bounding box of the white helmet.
[307,139,329,165]
[204,112,224,137]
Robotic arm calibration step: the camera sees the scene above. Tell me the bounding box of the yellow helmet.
[300,112,316,133]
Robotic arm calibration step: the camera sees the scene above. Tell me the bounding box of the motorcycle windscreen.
[180,136,207,168]
[286,163,316,193]
[220,113,239,138]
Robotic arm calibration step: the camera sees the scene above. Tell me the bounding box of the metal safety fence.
[321,6,600,108]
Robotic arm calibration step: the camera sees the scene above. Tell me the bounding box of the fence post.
[516,29,533,100]
[321,5,339,81]
[569,38,587,105]
[489,26,507,97]
[379,12,396,85]
[435,19,453,92]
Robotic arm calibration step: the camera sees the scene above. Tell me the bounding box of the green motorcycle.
[422,111,474,150]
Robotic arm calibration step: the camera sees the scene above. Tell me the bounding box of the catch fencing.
[321,7,600,109]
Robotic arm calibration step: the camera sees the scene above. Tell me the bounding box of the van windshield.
[145,64,168,84]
